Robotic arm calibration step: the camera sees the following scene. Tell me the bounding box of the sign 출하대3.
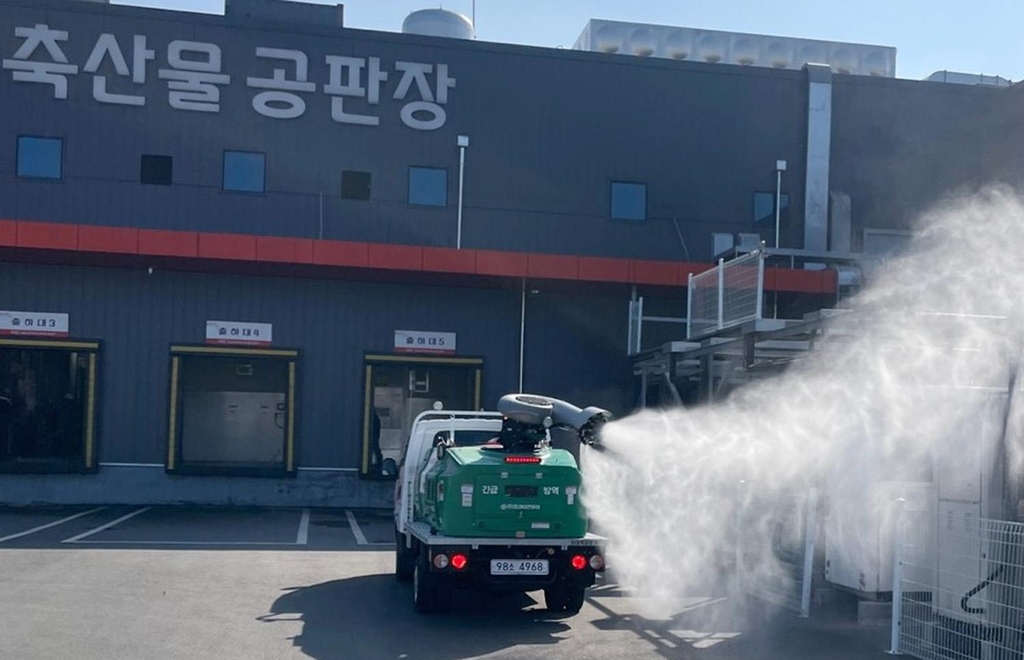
[0,311,70,338]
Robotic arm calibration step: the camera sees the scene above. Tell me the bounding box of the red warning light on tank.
[570,554,587,571]
[504,456,542,464]
[451,553,468,570]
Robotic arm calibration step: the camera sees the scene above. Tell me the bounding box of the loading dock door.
[0,338,99,473]
[361,354,482,478]
[167,346,298,476]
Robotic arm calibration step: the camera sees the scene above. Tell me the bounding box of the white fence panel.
[893,511,1024,660]
[687,250,765,340]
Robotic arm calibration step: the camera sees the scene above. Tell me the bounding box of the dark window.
[140,154,173,185]
[223,151,265,193]
[611,182,646,220]
[341,170,372,200]
[17,136,62,180]
[753,191,790,225]
[408,167,447,207]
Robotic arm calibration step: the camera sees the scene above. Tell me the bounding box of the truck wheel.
[544,586,567,612]
[545,585,586,614]
[413,556,435,613]
[394,529,414,583]
[563,585,586,614]
[413,552,451,613]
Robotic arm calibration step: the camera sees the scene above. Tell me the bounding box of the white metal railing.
[735,488,818,618]
[891,509,1024,660]
[687,249,766,340]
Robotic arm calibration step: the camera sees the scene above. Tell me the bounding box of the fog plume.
[585,187,1024,616]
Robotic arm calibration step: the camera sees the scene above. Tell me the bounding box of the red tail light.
[570,554,587,571]
[451,553,468,570]
[504,456,542,464]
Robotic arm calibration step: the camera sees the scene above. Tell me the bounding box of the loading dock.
[166,345,299,476]
[361,353,482,478]
[0,338,100,473]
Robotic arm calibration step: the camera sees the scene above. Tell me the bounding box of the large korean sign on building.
[2,23,456,130]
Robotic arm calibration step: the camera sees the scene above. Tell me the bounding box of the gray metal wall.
[830,75,1017,247]
[0,0,809,262]
[0,260,634,469]
[1,1,1019,263]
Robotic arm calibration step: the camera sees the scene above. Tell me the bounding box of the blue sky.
[115,0,1023,82]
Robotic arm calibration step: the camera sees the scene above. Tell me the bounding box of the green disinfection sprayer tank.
[417,394,609,539]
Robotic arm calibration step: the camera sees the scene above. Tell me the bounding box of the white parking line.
[0,507,107,544]
[62,507,151,543]
[70,540,302,546]
[296,508,310,545]
[345,510,369,546]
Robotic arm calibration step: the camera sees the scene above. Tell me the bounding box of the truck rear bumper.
[422,542,604,592]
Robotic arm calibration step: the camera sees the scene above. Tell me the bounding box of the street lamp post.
[457,135,469,249]
[774,159,787,249]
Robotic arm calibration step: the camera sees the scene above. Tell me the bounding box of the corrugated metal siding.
[0,0,807,262]
[830,76,1012,247]
[523,288,633,416]
[0,261,546,468]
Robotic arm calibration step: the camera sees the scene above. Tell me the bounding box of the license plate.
[490,559,549,576]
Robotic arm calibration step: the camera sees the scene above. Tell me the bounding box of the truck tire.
[545,584,586,614]
[413,552,451,613]
[563,585,586,614]
[394,529,414,583]
[544,587,564,612]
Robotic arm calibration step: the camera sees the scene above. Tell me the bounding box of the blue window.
[17,136,62,179]
[223,151,265,193]
[408,167,447,207]
[753,191,790,225]
[611,182,646,220]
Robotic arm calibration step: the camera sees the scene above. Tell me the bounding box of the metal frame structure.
[634,309,851,407]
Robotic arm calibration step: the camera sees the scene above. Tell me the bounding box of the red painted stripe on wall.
[0,219,837,294]
[17,221,78,251]
[78,226,139,254]
[138,229,199,257]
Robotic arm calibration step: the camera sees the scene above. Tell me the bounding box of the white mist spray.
[584,187,1024,618]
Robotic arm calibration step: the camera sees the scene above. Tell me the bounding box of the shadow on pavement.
[261,574,572,660]
[587,590,888,660]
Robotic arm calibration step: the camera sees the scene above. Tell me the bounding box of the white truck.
[393,397,608,614]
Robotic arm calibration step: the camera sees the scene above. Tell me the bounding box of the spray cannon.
[497,394,611,453]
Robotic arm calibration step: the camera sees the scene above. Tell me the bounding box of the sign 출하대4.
[206,320,273,346]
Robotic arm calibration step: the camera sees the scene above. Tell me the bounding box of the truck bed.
[407,520,605,549]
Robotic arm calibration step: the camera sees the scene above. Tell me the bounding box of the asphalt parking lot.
[0,505,890,660]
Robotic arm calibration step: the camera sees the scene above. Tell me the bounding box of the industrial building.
[1,0,1021,507]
